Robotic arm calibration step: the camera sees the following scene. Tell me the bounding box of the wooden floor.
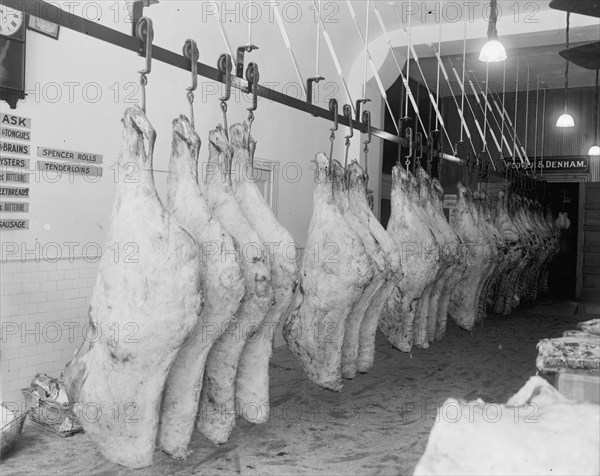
[1,299,585,476]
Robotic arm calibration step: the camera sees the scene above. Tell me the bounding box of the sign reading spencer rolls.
[504,156,589,173]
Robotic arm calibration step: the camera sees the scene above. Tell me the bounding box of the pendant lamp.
[589,70,600,156]
[479,0,507,63]
[557,12,575,128]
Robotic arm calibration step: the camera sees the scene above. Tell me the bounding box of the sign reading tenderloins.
[37,146,103,164]
[504,156,589,173]
[36,161,103,178]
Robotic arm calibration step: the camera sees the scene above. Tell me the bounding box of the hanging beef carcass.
[493,191,528,314]
[227,123,297,423]
[64,107,203,469]
[379,167,439,352]
[448,184,496,330]
[475,194,510,323]
[330,160,384,379]
[426,177,468,343]
[157,116,245,458]
[283,153,372,391]
[412,168,457,349]
[344,161,403,375]
[197,125,273,444]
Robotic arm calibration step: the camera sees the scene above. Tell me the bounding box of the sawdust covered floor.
[2,298,584,476]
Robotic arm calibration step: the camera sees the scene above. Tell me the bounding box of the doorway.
[547,182,580,301]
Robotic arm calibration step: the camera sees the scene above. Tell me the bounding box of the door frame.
[542,174,587,300]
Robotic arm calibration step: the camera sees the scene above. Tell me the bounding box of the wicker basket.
[0,410,29,458]
[21,388,82,437]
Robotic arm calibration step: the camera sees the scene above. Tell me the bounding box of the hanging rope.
[313,0,355,111]
[513,56,521,163]
[460,13,467,143]
[372,0,427,134]
[534,76,540,174]
[363,0,370,99]
[409,42,455,153]
[524,66,530,158]
[483,63,489,152]
[435,0,443,132]
[213,3,235,58]
[345,0,399,134]
[392,2,411,120]
[564,12,571,113]
[501,61,506,155]
[273,3,307,97]
[541,88,546,177]
[247,0,253,45]
[315,0,321,76]
[447,57,492,158]
[430,45,476,156]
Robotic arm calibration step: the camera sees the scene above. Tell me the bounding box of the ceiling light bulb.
[479,39,507,63]
[556,113,575,128]
[589,145,600,156]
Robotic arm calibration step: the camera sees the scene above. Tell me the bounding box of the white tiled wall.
[1,258,98,405]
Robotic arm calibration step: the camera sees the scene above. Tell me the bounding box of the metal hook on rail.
[183,38,199,128]
[343,104,353,170]
[355,99,371,123]
[136,17,154,113]
[306,76,325,110]
[217,53,233,139]
[362,109,371,186]
[236,44,259,78]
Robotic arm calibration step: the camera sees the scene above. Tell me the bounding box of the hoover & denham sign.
[504,156,589,173]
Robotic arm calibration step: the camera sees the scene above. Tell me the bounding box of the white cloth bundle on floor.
[414,376,600,476]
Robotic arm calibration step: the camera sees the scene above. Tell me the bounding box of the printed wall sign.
[0,185,29,197]
[0,171,29,183]
[0,218,29,230]
[36,160,103,177]
[504,157,589,173]
[0,201,29,213]
[0,156,29,168]
[37,146,103,164]
[0,127,31,141]
[0,141,29,156]
[0,113,31,129]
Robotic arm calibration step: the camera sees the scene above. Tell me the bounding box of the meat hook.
[415,131,423,173]
[362,109,371,185]
[183,39,199,127]
[404,127,413,171]
[135,17,154,113]
[217,53,233,139]
[246,62,260,122]
[343,104,354,170]
[328,98,339,187]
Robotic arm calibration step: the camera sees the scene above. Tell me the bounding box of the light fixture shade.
[479,40,507,63]
[556,113,575,128]
[589,145,600,156]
